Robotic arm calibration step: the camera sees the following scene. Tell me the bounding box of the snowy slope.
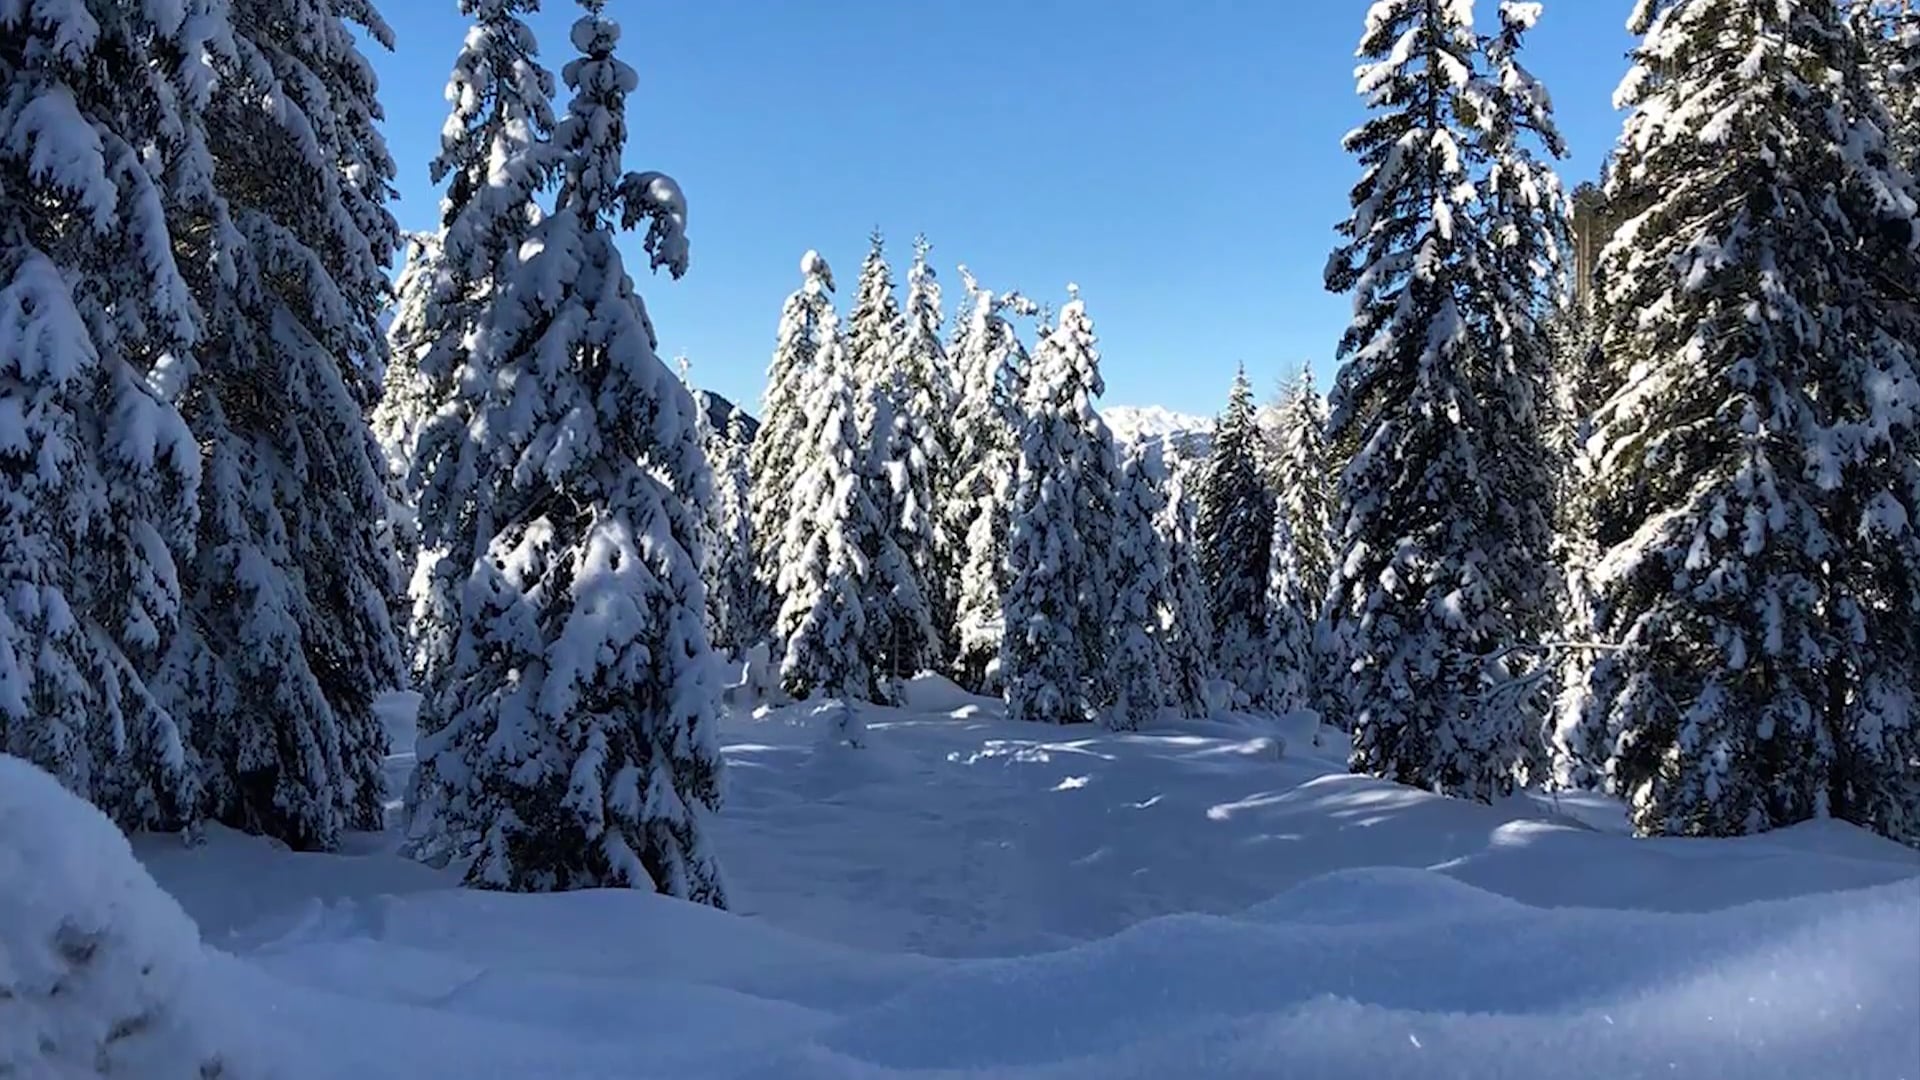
[117,684,1920,1079]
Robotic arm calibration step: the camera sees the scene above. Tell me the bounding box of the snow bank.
[119,691,1920,1079]
[0,755,252,1077]
[738,871,1920,1079]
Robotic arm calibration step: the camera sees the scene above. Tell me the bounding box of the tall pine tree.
[1108,441,1173,730]
[1557,0,1920,843]
[944,271,1036,693]
[1,0,223,829]
[1158,467,1216,718]
[1267,372,1335,625]
[1323,0,1544,802]
[1470,0,1570,781]
[380,0,559,693]
[164,0,406,848]
[877,236,954,680]
[750,252,835,649]
[1003,289,1115,725]
[1195,368,1273,709]
[774,275,887,701]
[845,233,936,698]
[405,1,727,898]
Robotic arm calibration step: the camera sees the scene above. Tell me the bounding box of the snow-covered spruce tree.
[1323,0,1536,802]
[153,0,406,848]
[699,395,756,659]
[750,251,835,647]
[0,1,224,830]
[1157,467,1216,718]
[1265,511,1315,718]
[1556,0,1920,843]
[404,2,727,898]
[1469,0,1570,782]
[1003,288,1116,725]
[1267,371,1336,623]
[1858,1,1918,171]
[1195,367,1274,709]
[383,1,559,691]
[943,270,1037,693]
[775,289,887,701]
[876,236,955,681]
[843,233,935,699]
[1108,441,1173,730]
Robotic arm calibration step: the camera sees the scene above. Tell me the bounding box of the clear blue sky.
[365,1,1636,419]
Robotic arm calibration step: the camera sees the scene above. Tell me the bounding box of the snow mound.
[755,871,1920,1078]
[0,755,246,1077]
[895,671,981,713]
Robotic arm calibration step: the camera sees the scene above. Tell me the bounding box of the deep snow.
[85,677,1920,1077]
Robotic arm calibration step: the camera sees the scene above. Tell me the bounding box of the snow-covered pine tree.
[847,232,905,451]
[1108,441,1173,730]
[0,0,223,830]
[1468,0,1569,782]
[383,1,559,692]
[158,0,405,848]
[943,270,1037,693]
[1195,367,1273,709]
[1323,0,1534,802]
[1003,288,1115,725]
[1157,467,1215,718]
[750,252,835,647]
[698,393,756,660]
[876,236,954,680]
[1267,371,1335,623]
[404,1,727,898]
[843,233,935,699]
[1858,1,1918,171]
[1265,511,1314,717]
[1556,0,1920,843]
[775,285,887,702]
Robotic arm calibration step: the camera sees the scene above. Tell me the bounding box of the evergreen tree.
[1195,367,1273,709]
[1322,0,1532,802]
[381,0,558,692]
[750,252,835,647]
[1859,1,1918,171]
[1003,288,1114,725]
[1265,511,1315,717]
[1158,468,1216,718]
[0,0,224,829]
[1108,441,1173,730]
[1471,0,1570,781]
[161,0,406,848]
[846,232,905,454]
[405,1,727,898]
[775,286,886,701]
[1268,371,1336,623]
[844,234,936,698]
[943,270,1036,693]
[1557,0,1920,843]
[876,236,954,680]
[700,399,756,660]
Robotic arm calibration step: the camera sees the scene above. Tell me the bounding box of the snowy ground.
[124,678,1920,1078]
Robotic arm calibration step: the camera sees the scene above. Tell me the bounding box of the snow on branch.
[620,170,689,279]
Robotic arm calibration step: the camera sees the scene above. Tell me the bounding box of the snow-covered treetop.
[801,249,835,290]
[552,1,688,279]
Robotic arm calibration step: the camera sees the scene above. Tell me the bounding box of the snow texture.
[100,691,1920,1078]
[0,754,248,1077]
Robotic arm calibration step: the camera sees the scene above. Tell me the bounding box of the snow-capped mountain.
[1103,405,1211,447]
[1102,406,1215,469]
